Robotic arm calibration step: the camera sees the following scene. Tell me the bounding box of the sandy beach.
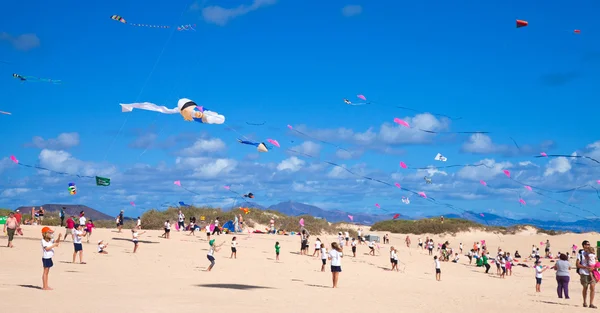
[0,225,597,312]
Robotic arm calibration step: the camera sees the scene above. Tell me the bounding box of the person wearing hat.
[206,239,222,271]
[41,226,61,290]
[3,212,19,248]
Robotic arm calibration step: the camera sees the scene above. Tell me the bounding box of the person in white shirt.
[177,210,185,231]
[337,232,344,248]
[434,256,441,281]
[320,243,328,272]
[344,231,350,246]
[390,247,399,271]
[41,226,61,290]
[161,220,171,239]
[459,243,463,253]
[328,242,343,288]
[205,224,211,241]
[212,217,221,236]
[313,238,322,257]
[351,238,357,257]
[136,217,141,229]
[230,237,237,259]
[206,239,222,271]
[357,228,363,244]
[132,228,146,253]
[452,253,460,263]
[72,224,87,264]
[97,240,108,254]
[79,212,87,228]
[535,260,549,292]
[418,238,423,249]
[368,241,375,256]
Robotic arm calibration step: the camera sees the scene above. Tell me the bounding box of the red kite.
[574,29,581,34]
[516,20,528,28]
[393,214,400,219]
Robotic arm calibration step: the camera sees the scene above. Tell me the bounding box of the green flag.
[96,176,111,186]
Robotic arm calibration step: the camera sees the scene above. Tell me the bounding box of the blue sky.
[2,0,600,220]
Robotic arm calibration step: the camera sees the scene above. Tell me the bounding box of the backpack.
[577,249,586,275]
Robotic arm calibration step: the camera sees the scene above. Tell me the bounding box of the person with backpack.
[576,240,596,308]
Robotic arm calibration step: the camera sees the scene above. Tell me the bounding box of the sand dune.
[0,225,597,312]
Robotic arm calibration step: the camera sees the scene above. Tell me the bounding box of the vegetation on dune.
[370,218,542,235]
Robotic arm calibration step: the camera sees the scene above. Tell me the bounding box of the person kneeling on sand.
[98,240,108,254]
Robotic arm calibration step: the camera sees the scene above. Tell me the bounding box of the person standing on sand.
[41,226,61,290]
[313,238,322,257]
[72,224,87,264]
[275,241,281,261]
[206,239,221,271]
[405,236,411,248]
[552,253,571,299]
[535,260,549,292]
[59,207,65,227]
[117,210,124,233]
[351,238,357,257]
[357,228,363,244]
[434,256,441,281]
[63,215,75,241]
[38,206,45,225]
[577,240,596,308]
[3,212,18,248]
[545,240,551,258]
[328,242,343,288]
[177,210,185,231]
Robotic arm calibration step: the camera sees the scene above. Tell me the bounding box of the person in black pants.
[60,207,65,227]
[211,217,221,235]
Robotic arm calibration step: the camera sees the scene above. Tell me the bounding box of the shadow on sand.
[195,283,273,290]
[111,238,159,244]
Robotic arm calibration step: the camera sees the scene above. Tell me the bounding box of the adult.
[177,210,185,231]
[117,210,124,233]
[576,240,596,308]
[440,215,444,224]
[269,218,275,234]
[552,253,571,299]
[38,206,45,225]
[545,240,551,258]
[59,207,65,227]
[234,215,239,233]
[238,214,244,231]
[79,211,87,228]
[13,209,23,235]
[63,215,75,241]
[2,212,19,247]
[300,230,308,255]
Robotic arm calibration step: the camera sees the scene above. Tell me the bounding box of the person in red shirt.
[63,216,75,242]
[14,210,22,224]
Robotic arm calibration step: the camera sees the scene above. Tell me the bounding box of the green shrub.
[370,218,510,235]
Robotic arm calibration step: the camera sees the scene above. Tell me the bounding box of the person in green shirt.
[482,253,491,273]
[275,242,280,261]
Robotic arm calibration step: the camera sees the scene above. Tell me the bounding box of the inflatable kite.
[68,182,77,195]
[243,193,254,199]
[516,19,528,28]
[111,14,170,28]
[13,73,61,84]
[424,176,432,184]
[434,153,447,162]
[0,111,11,115]
[120,98,225,124]
[238,139,269,152]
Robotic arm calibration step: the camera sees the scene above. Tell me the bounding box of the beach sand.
[0,225,596,312]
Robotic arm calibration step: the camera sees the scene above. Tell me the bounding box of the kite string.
[102,3,189,163]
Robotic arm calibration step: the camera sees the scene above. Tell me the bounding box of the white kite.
[120,98,225,124]
[434,153,447,162]
[401,197,410,204]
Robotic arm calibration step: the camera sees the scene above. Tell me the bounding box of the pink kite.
[348,215,354,221]
[267,139,280,148]
[519,198,526,205]
[480,213,485,217]
[209,224,215,232]
[173,180,181,186]
[597,180,600,184]
[223,185,230,190]
[479,180,487,186]
[394,182,401,188]
[375,203,381,209]
[287,125,293,129]
[524,186,532,191]
[10,155,18,164]
[130,202,136,207]
[541,152,548,157]
[399,162,407,169]
[299,218,305,227]
[503,170,510,177]
[393,118,410,128]
[540,241,544,246]
[393,214,400,219]
[481,240,486,245]
[418,191,427,198]
[357,94,366,101]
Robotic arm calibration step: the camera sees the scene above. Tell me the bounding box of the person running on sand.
[72,224,87,264]
[188,217,196,236]
[434,256,441,281]
[313,238,322,257]
[390,247,399,271]
[230,237,237,259]
[368,241,376,256]
[418,238,423,249]
[405,236,411,248]
[3,212,18,248]
[535,260,549,292]
[319,243,328,271]
[85,219,94,243]
[351,238,357,257]
[161,220,171,239]
[132,228,146,253]
[482,252,491,274]
[275,241,280,261]
[136,217,141,229]
[97,240,108,254]
[328,242,343,288]
[206,239,222,271]
[41,227,61,290]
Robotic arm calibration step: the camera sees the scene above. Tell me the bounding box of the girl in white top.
[41,227,61,290]
[136,217,141,229]
[338,233,345,248]
[351,238,357,257]
[434,256,441,281]
[132,228,146,253]
[344,231,350,246]
[390,247,399,271]
[535,261,549,292]
[368,241,376,256]
[72,225,86,264]
[357,228,362,244]
[230,237,237,259]
[161,220,171,239]
[313,238,321,257]
[328,242,343,288]
[206,239,223,271]
[320,243,328,272]
[97,240,108,254]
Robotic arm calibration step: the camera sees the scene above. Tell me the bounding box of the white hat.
[177,98,196,111]
[15,209,19,212]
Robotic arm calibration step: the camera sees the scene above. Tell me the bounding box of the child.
[500,255,506,278]
[189,217,196,236]
[205,224,211,241]
[275,241,280,261]
[320,243,327,272]
[368,241,375,256]
[72,224,86,264]
[459,243,463,254]
[452,253,460,263]
[161,220,170,239]
[230,237,237,259]
[586,247,600,282]
[390,247,399,271]
[41,227,61,290]
[328,242,343,288]
[85,219,94,243]
[535,261,548,292]
[351,238,357,257]
[434,256,441,281]
[97,240,108,254]
[132,228,146,253]
[206,239,222,271]
[344,231,350,246]
[136,217,142,229]
[313,238,321,257]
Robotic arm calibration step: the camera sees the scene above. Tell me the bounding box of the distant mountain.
[15,204,113,221]
[444,211,600,233]
[266,201,393,225]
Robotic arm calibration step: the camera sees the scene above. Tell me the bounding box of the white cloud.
[38,149,117,177]
[292,182,315,192]
[342,5,362,17]
[277,156,305,172]
[201,0,277,26]
[461,134,555,156]
[0,32,40,51]
[26,132,80,150]
[457,158,513,181]
[544,157,572,176]
[175,157,237,178]
[178,138,226,156]
[1,188,30,197]
[291,141,321,156]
